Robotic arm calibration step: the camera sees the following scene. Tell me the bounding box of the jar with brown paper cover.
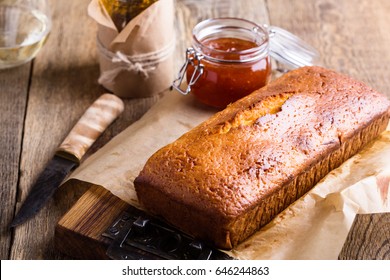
[89,0,175,98]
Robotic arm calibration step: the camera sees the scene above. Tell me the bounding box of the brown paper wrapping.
[88,0,175,98]
[69,91,390,259]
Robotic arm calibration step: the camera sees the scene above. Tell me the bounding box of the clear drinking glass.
[0,0,51,69]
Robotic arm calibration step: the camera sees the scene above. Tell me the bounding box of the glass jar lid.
[266,25,320,68]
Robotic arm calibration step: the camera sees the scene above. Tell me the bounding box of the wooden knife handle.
[56,93,124,163]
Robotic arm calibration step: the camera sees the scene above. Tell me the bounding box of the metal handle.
[56,93,124,163]
[171,47,204,95]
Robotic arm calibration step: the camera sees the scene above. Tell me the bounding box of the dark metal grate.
[103,207,233,260]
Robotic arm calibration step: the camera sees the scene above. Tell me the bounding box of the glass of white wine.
[0,0,51,69]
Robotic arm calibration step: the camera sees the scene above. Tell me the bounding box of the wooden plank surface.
[0,64,31,260]
[1,0,390,260]
[267,0,390,94]
[9,0,102,260]
[339,213,390,259]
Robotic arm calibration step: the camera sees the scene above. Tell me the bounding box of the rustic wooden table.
[1,0,390,260]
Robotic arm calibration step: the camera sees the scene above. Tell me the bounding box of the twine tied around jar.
[96,36,176,86]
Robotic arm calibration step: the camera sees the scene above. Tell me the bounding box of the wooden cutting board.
[55,180,232,260]
[56,180,390,260]
[55,180,129,259]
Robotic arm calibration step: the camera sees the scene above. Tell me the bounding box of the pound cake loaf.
[134,66,390,249]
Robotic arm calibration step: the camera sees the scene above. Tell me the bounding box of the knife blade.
[11,93,124,227]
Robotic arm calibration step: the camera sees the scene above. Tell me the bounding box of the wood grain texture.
[339,213,390,260]
[266,0,390,98]
[55,183,128,259]
[10,0,104,260]
[0,64,31,260]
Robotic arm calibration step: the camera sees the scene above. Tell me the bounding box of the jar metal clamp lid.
[172,19,320,95]
[172,47,204,95]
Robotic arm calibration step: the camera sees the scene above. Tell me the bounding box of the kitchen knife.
[11,93,124,227]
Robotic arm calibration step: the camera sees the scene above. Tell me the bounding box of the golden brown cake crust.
[134,66,390,249]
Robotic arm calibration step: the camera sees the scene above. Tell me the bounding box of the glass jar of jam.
[172,18,320,109]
